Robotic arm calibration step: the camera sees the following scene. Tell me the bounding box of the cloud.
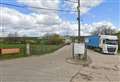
[0,7,36,31]
[0,7,118,37]
[17,0,60,15]
[0,0,118,37]
[17,0,103,15]
[63,0,103,15]
[118,28,120,32]
[32,13,62,26]
[67,21,118,36]
[0,7,62,37]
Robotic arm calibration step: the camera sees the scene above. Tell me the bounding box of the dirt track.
[0,45,120,82]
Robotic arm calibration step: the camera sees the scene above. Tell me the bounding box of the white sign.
[74,43,85,55]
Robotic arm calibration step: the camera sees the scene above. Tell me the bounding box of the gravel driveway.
[0,45,120,82]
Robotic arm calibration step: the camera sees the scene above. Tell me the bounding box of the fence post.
[26,43,30,55]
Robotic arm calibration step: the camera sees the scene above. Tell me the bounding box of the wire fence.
[0,41,66,60]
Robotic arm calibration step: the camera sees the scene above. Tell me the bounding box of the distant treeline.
[0,34,66,45]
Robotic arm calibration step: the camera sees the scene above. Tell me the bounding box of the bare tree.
[91,25,116,35]
[6,32,20,43]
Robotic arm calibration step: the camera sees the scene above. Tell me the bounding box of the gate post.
[26,43,30,55]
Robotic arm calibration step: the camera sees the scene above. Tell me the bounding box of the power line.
[0,3,77,13]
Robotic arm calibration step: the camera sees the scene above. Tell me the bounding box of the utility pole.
[77,0,80,43]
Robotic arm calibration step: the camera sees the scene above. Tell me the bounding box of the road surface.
[0,45,120,82]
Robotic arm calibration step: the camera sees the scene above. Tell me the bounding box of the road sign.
[74,43,85,55]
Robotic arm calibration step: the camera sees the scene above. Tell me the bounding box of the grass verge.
[30,44,64,55]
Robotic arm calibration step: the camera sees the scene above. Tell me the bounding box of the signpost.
[72,0,87,59]
[74,43,85,55]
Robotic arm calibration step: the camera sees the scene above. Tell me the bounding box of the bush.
[31,44,64,55]
[43,34,64,45]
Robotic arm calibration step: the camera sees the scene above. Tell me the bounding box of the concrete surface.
[0,45,120,82]
[71,49,120,82]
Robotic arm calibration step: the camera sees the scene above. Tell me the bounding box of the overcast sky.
[0,0,120,37]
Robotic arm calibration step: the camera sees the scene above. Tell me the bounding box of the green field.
[0,43,64,60]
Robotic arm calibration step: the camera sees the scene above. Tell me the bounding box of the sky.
[0,0,120,37]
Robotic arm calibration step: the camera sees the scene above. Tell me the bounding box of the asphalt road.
[0,45,120,82]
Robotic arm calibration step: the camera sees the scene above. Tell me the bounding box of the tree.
[44,34,64,45]
[92,25,116,35]
[5,32,22,43]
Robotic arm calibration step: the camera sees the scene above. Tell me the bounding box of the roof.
[100,35,118,40]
